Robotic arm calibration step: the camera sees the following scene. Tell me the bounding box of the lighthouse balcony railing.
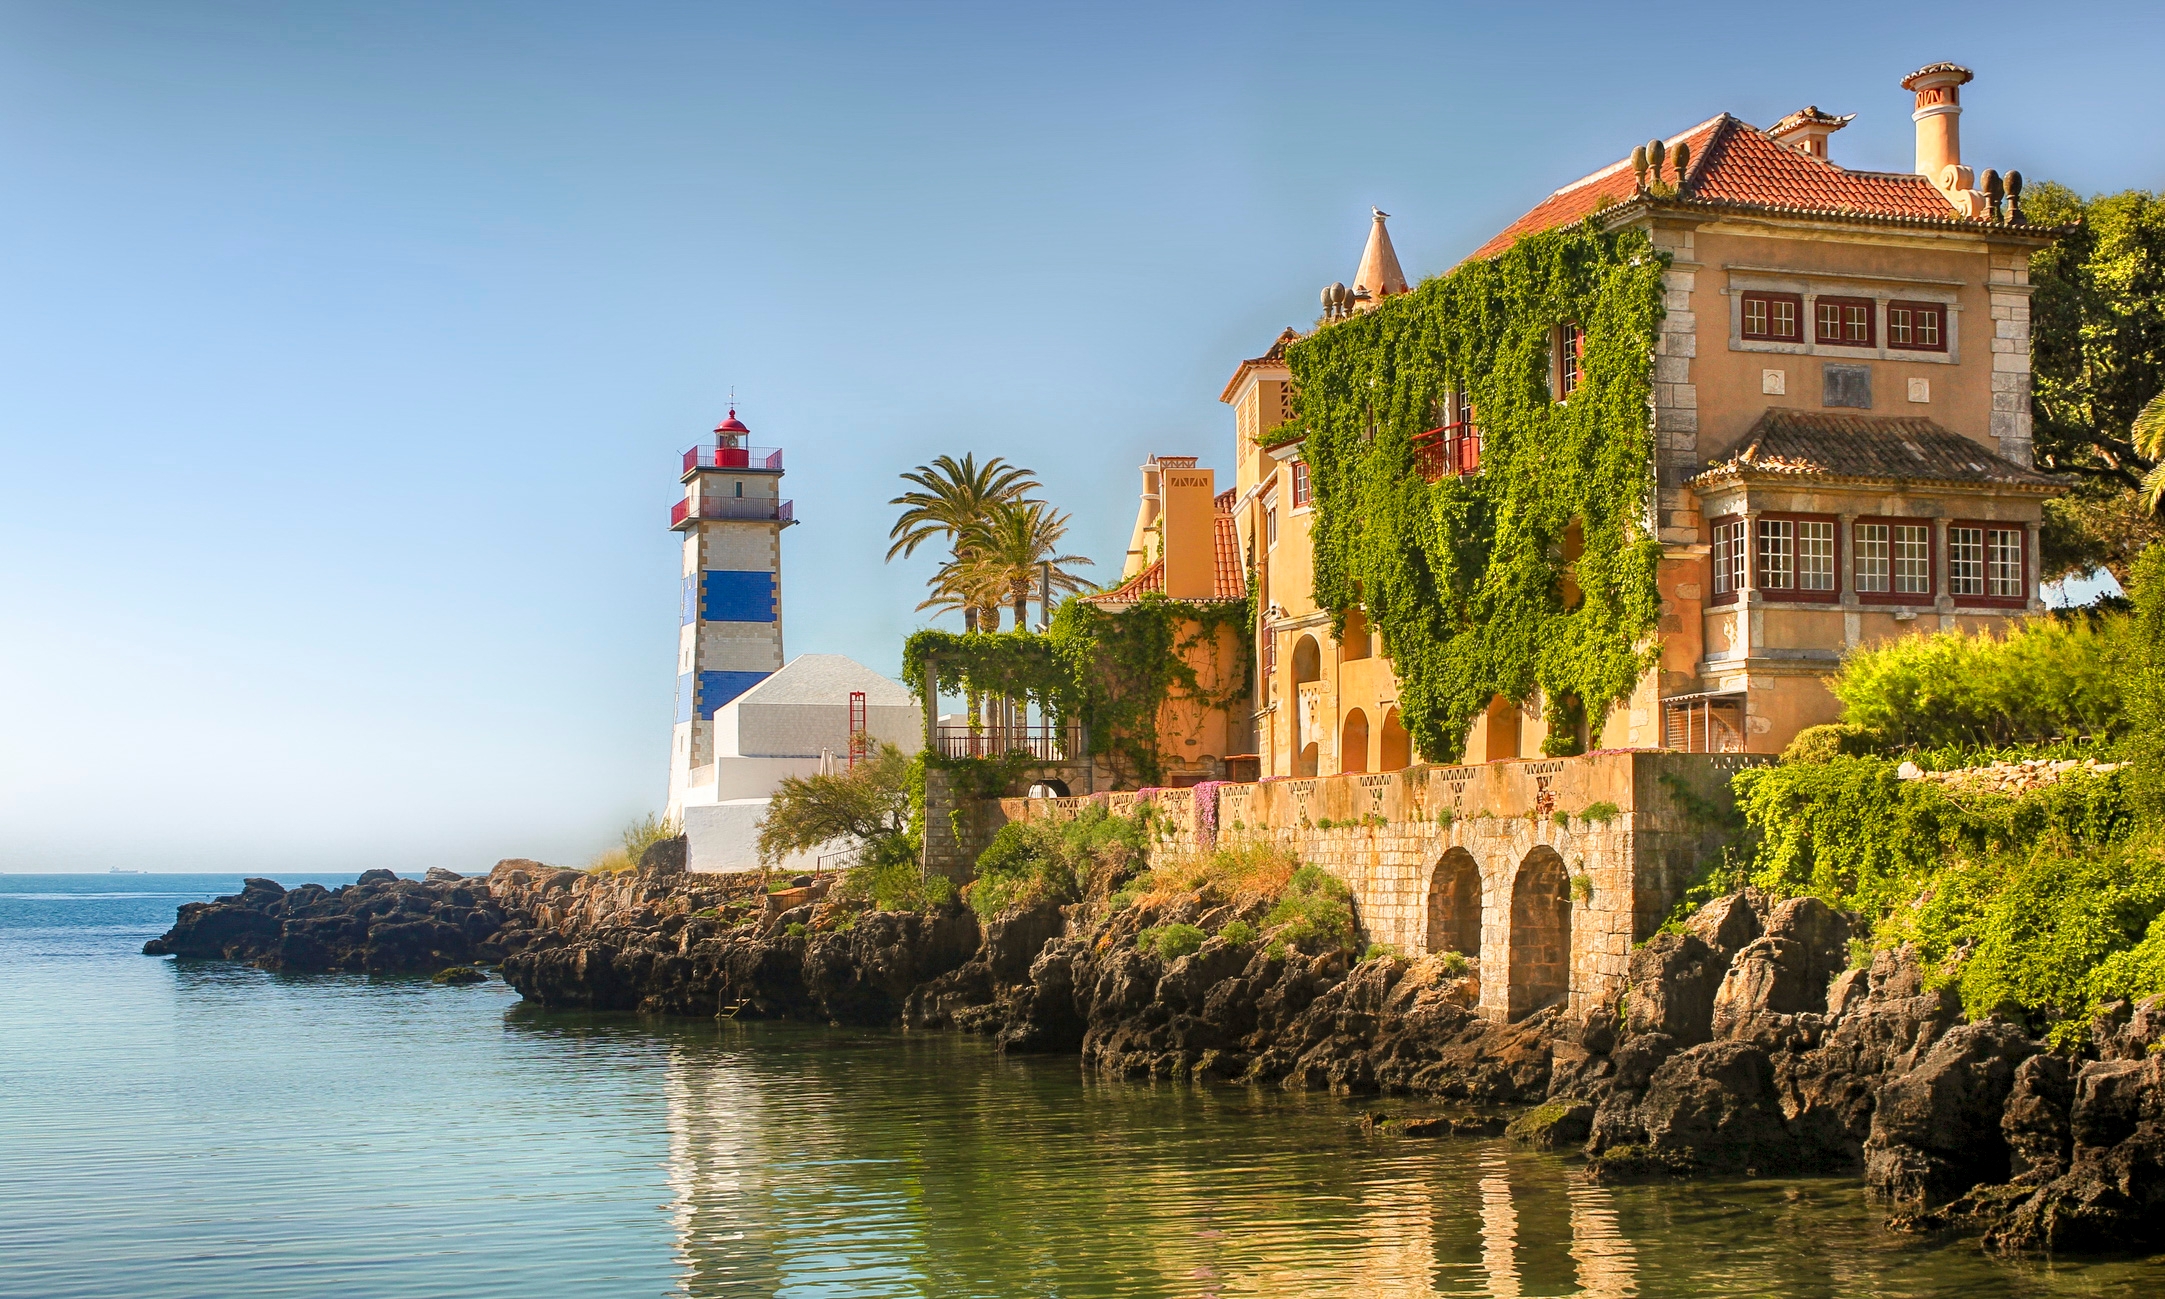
[934,721,1081,762]
[683,445,785,474]
[670,497,795,527]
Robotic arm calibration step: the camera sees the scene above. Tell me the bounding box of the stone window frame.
[1723,268,1961,366]
[1886,299,1949,354]
[1290,459,1312,512]
[1754,511,1842,604]
[1947,519,2029,609]
[1850,515,1937,605]
[1740,290,1804,342]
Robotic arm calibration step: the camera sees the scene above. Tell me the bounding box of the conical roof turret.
[1352,207,1407,305]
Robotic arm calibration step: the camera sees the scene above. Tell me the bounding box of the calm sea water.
[4,872,2162,1298]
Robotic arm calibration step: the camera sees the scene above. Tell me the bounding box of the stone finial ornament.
[1673,140,1692,187]
[2006,170,2024,223]
[1648,138,1666,182]
[1982,169,2004,220]
[1631,145,1648,189]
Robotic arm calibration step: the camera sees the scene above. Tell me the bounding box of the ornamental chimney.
[1902,62,1974,185]
[1767,106,1853,160]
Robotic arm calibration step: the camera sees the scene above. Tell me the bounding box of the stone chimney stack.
[1903,62,1983,215]
[1767,106,1853,160]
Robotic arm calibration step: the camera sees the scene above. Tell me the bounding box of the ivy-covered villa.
[923,61,2070,1020]
[1229,61,2062,775]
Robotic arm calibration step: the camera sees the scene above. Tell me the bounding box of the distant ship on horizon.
[107,868,145,875]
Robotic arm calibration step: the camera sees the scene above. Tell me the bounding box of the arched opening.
[1508,847,1572,1020]
[1292,635,1323,777]
[1378,707,1411,771]
[1340,708,1369,773]
[1339,609,1371,662]
[1426,848,1482,959]
[1291,635,1322,685]
[1559,517,1585,611]
[1482,695,1521,762]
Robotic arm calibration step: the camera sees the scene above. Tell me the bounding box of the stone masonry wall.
[971,751,1762,1021]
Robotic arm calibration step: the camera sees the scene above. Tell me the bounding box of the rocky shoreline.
[147,845,2165,1256]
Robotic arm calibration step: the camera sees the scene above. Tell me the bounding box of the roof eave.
[1686,466,2066,494]
[1629,195,2068,244]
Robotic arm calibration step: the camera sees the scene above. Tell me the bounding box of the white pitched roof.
[729,654,913,709]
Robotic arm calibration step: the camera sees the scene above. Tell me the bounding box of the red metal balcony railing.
[670,497,795,528]
[682,444,784,474]
[1412,425,1481,481]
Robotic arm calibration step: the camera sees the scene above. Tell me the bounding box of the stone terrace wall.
[984,751,1762,1021]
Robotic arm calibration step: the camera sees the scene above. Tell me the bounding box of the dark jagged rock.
[142,867,522,972]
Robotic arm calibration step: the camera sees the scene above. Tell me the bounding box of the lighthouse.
[665,409,793,821]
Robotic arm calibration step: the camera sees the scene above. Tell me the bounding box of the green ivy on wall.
[1284,218,1669,761]
[902,592,1251,789]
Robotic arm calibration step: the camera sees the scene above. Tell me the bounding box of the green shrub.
[836,838,955,912]
[1830,617,2128,750]
[1138,922,1207,961]
[1218,919,1257,947]
[784,921,808,938]
[1436,808,1456,829]
[1362,942,1403,962]
[1781,723,1884,764]
[1580,801,1621,823]
[1438,950,1471,977]
[966,804,1151,919]
[1263,865,1358,954]
[1570,874,1593,904]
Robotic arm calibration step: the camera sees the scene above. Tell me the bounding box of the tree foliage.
[2025,182,2165,579]
[756,743,917,867]
[1282,219,1668,760]
[1827,616,2128,750]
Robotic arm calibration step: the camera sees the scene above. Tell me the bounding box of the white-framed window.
[1711,516,1746,603]
[1988,529,2023,598]
[1554,323,1583,400]
[1291,460,1311,509]
[1265,494,1279,550]
[1797,519,1836,592]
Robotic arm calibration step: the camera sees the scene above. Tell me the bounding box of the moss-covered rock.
[1504,1100,1594,1150]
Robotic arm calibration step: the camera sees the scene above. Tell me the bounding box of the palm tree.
[966,499,1094,629]
[886,454,1040,563]
[914,552,1009,632]
[2134,392,2165,512]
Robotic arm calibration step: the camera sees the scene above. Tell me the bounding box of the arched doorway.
[1340,708,1369,773]
[1508,847,1572,1020]
[1379,707,1411,771]
[1482,695,1521,762]
[1426,848,1481,958]
[1292,635,1322,777]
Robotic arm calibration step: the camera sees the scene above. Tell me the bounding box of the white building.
[662,410,921,873]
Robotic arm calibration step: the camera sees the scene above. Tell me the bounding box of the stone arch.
[1508,846,1572,1020]
[1340,708,1369,773]
[1291,634,1323,776]
[1378,707,1411,771]
[1296,743,1319,777]
[1425,848,1481,959]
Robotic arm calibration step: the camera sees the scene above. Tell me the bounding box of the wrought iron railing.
[671,497,794,527]
[682,445,785,474]
[934,721,1081,762]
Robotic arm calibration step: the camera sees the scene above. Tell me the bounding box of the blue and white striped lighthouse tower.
[665,408,794,820]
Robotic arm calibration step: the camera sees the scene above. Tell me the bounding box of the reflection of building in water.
[1566,1179,1637,1298]
[663,1044,935,1297]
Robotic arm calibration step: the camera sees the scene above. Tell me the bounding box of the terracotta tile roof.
[1466,114,2045,263]
[1466,116,1726,262]
[1220,327,1300,403]
[1688,409,2061,491]
[1082,492,1246,607]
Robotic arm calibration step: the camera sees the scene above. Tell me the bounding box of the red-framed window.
[1741,291,1804,342]
[1887,300,1947,353]
[1710,515,1746,605]
[1815,296,1876,347]
[1755,513,1840,602]
[1291,460,1311,508]
[1948,521,2028,606]
[1851,518,1935,603]
[1555,323,1583,399]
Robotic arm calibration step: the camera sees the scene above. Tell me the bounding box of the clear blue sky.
[4,1,2159,873]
